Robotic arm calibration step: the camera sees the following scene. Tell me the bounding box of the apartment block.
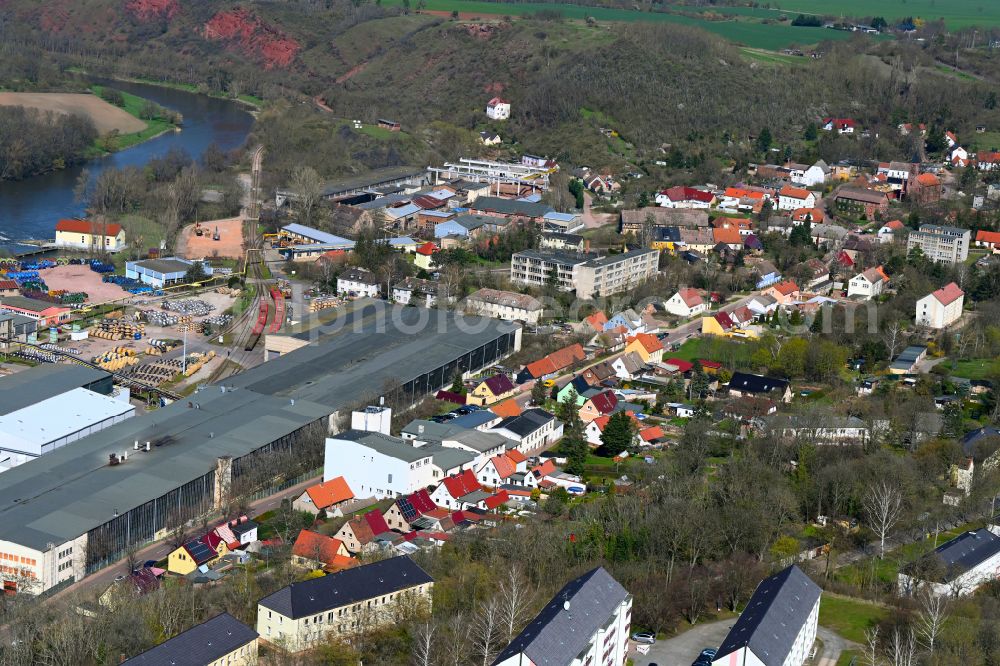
[906,224,970,264]
[510,248,659,299]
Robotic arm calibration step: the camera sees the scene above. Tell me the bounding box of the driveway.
[629,620,733,666]
[629,619,855,666]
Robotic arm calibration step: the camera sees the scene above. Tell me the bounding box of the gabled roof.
[883,219,905,231]
[930,282,964,306]
[770,280,799,296]
[913,529,1000,583]
[56,218,123,236]
[484,490,509,510]
[664,358,694,373]
[728,372,789,395]
[779,185,812,200]
[292,529,347,565]
[506,449,527,464]
[122,613,257,665]
[713,225,742,245]
[489,454,517,480]
[305,476,355,510]
[713,311,734,331]
[626,332,663,354]
[344,515,375,545]
[716,566,820,665]
[492,567,629,666]
[416,242,438,256]
[181,538,216,566]
[660,186,714,203]
[258,556,432,619]
[491,399,523,418]
[639,426,664,442]
[531,459,557,478]
[586,390,618,415]
[363,509,391,536]
[482,374,516,396]
[585,311,609,332]
[492,408,556,439]
[976,230,1000,244]
[442,469,482,499]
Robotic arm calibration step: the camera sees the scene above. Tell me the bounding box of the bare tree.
[863,479,904,559]
[915,590,949,653]
[883,321,906,360]
[864,626,880,666]
[411,621,436,666]
[886,627,917,666]
[471,598,502,666]
[497,565,534,643]
[290,166,324,225]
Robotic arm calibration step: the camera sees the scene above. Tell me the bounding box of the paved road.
[47,474,322,603]
[629,619,856,666]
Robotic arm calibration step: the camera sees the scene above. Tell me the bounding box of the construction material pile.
[93,347,140,372]
[162,298,215,316]
[92,316,145,340]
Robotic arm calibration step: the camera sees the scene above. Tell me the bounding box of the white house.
[877,220,906,244]
[493,568,631,666]
[777,185,816,211]
[487,408,562,455]
[664,288,706,318]
[847,266,888,301]
[916,282,964,329]
[790,161,828,187]
[611,351,645,381]
[899,528,1000,597]
[479,131,501,146]
[486,97,510,120]
[337,267,381,298]
[324,430,436,499]
[475,451,527,488]
[712,566,820,666]
[464,288,543,324]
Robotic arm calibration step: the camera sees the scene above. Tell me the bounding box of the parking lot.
[629,620,734,666]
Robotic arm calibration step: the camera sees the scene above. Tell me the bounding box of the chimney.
[290,399,295,406]
[418,425,424,435]
[145,442,151,452]
[133,441,139,451]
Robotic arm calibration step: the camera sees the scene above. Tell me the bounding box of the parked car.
[631,632,656,644]
[699,648,718,660]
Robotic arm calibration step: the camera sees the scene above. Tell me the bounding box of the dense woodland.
[0,106,96,180]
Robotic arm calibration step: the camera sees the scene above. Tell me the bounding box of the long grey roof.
[425,445,476,471]
[0,388,330,550]
[493,567,629,666]
[258,555,432,618]
[917,529,1000,582]
[228,301,518,408]
[471,196,554,218]
[716,566,821,664]
[123,613,257,665]
[0,363,110,416]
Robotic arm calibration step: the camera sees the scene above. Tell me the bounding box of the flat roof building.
[125,257,213,289]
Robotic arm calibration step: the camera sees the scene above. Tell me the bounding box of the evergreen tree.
[756,127,773,153]
[450,373,464,394]
[596,411,636,458]
[531,380,547,405]
[810,307,824,333]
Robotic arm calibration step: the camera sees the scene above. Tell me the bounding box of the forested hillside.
[3,0,1000,180]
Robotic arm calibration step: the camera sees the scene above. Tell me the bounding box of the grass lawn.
[935,64,976,81]
[768,0,1000,30]
[89,85,176,152]
[741,48,809,65]
[819,594,888,644]
[669,336,754,367]
[837,650,860,666]
[948,358,1000,381]
[969,130,1000,153]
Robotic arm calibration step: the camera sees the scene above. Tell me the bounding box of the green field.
[819,594,888,643]
[384,1,879,50]
[948,357,1000,380]
[89,85,176,151]
[770,0,1000,30]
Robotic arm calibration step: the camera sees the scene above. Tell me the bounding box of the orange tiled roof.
[292,529,347,565]
[305,476,354,510]
[491,399,523,418]
[627,332,663,354]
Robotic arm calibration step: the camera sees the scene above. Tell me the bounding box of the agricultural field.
[0,92,145,135]
[89,85,176,151]
[382,0,874,50]
[769,0,1000,30]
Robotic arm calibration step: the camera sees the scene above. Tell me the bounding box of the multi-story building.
[493,567,632,666]
[510,249,659,300]
[123,613,258,665]
[337,267,382,298]
[712,565,820,666]
[257,556,433,653]
[847,266,888,301]
[916,282,964,329]
[464,288,544,324]
[906,224,970,264]
[899,528,1000,596]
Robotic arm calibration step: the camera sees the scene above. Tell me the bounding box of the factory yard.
[0,92,147,135]
[39,264,132,304]
[176,217,244,260]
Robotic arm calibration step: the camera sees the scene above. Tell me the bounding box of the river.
[0,79,255,253]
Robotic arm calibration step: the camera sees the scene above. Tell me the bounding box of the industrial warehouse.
[0,304,521,595]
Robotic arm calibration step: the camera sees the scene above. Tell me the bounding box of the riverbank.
[87,85,179,154]
[67,68,262,111]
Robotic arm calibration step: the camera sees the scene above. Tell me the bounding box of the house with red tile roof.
[978,151,1000,171]
[518,343,586,382]
[976,230,1000,252]
[414,242,439,270]
[792,207,824,225]
[430,468,493,510]
[639,425,665,445]
[579,390,619,424]
[878,219,906,244]
[663,358,694,374]
[384,489,438,531]
[848,266,889,301]
[486,96,510,120]
[822,117,858,134]
[584,311,609,332]
[467,373,517,406]
[54,218,126,252]
[335,514,378,554]
[763,280,800,305]
[293,476,355,516]
[777,185,817,211]
[623,333,664,364]
[0,280,17,297]
[484,490,510,511]
[916,282,964,329]
[655,186,715,209]
[712,224,744,249]
[665,288,706,318]
[490,399,523,419]
[291,529,351,569]
[477,453,518,487]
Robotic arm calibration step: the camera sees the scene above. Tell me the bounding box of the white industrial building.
[125,257,213,289]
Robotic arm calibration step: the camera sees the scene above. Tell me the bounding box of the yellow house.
[54,218,126,252]
[623,333,664,364]
[467,374,517,406]
[702,312,759,339]
[167,535,228,575]
[414,242,439,270]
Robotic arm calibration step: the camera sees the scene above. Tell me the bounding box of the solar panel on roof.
[184,539,215,564]
[398,497,417,522]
